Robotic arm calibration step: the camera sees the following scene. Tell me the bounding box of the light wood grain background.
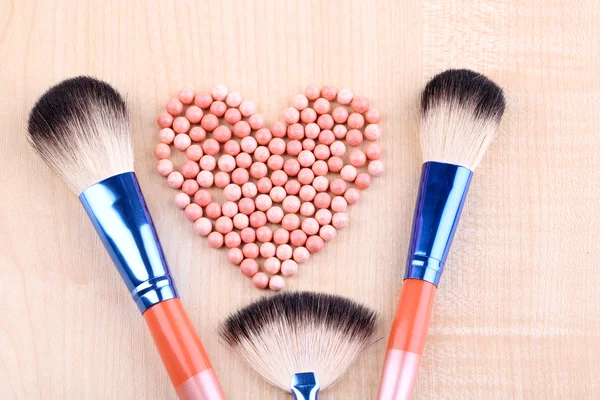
[1,0,599,399]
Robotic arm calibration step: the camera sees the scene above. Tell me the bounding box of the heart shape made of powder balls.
[153,85,384,291]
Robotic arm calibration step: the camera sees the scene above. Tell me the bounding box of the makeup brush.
[377,69,506,399]
[27,76,225,400]
[219,292,378,399]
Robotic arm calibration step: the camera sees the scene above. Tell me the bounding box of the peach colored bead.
[173,116,191,133]
[201,138,220,156]
[337,88,353,105]
[167,171,184,189]
[266,206,284,223]
[224,108,242,125]
[240,227,256,243]
[207,231,224,249]
[270,121,287,138]
[224,140,241,156]
[184,204,203,221]
[298,168,315,185]
[282,196,301,213]
[236,153,253,169]
[315,209,332,225]
[256,177,273,194]
[327,156,344,173]
[185,106,203,123]
[313,144,330,160]
[284,179,301,195]
[304,122,320,139]
[269,170,286,187]
[250,162,268,179]
[314,192,331,209]
[223,184,242,201]
[157,159,174,177]
[368,160,385,177]
[300,202,315,217]
[252,272,270,289]
[287,123,304,141]
[312,176,329,192]
[249,211,267,228]
[242,243,260,259]
[346,129,363,147]
[194,91,213,109]
[312,160,328,176]
[301,108,318,123]
[306,235,325,253]
[273,228,290,244]
[267,155,284,171]
[267,138,285,156]
[227,248,244,265]
[200,114,219,131]
[332,212,349,229]
[366,143,382,160]
[211,84,228,101]
[186,144,204,161]
[157,112,174,128]
[347,113,365,129]
[313,98,330,115]
[269,275,285,292]
[233,213,249,229]
[255,194,273,211]
[331,196,348,212]
[215,216,234,234]
[283,107,300,124]
[355,173,371,190]
[239,100,257,117]
[194,189,212,207]
[196,170,214,188]
[225,91,242,107]
[349,150,367,167]
[299,185,317,202]
[178,88,195,104]
[225,232,242,248]
[159,128,176,144]
[213,125,232,143]
[253,146,270,162]
[281,260,298,277]
[282,140,300,157]
[351,96,369,113]
[276,244,293,260]
[364,108,382,124]
[154,143,171,159]
[292,94,309,110]
[255,128,272,145]
[222,201,239,217]
[304,85,321,101]
[200,155,217,171]
[301,218,320,236]
[241,182,257,198]
[364,124,381,141]
[333,124,348,139]
[240,259,259,277]
[182,179,199,196]
[302,139,316,151]
[330,141,346,157]
[181,160,200,179]
[293,246,310,264]
[193,217,213,237]
[290,230,308,247]
[270,186,286,203]
[217,155,236,173]
[340,165,358,182]
[318,129,335,145]
[256,226,273,243]
[321,85,338,101]
[298,150,316,168]
[283,159,301,176]
[319,225,337,242]
[189,126,207,141]
[240,136,258,154]
[332,107,349,124]
[174,134,192,151]
[264,257,281,274]
[174,192,191,209]
[205,202,222,219]
[317,114,334,130]
[259,241,276,257]
[330,179,348,196]
[344,187,360,204]
[248,114,265,130]
[238,198,256,215]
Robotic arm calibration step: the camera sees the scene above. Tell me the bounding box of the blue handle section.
[79,172,178,313]
[291,372,320,400]
[404,162,473,286]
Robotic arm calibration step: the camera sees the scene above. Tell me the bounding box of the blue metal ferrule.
[79,172,178,313]
[404,161,473,286]
[291,372,320,400]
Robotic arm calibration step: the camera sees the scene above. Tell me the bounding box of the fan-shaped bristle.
[27,76,133,194]
[219,292,378,392]
[420,69,506,170]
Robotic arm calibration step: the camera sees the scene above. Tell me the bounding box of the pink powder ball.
[304,123,320,139]
[284,179,301,195]
[159,128,176,144]
[189,126,207,142]
[256,226,274,243]
[320,85,338,101]
[337,88,354,105]
[182,179,199,196]
[332,212,349,229]
[346,129,363,147]
[167,171,184,189]
[313,144,330,160]
[173,134,192,151]
[213,125,232,143]
[224,140,241,156]
[269,276,285,292]
[266,206,284,223]
[293,246,310,264]
[232,168,250,185]
[298,169,315,185]
[281,260,299,277]
[319,225,337,242]
[240,259,259,277]
[292,94,309,110]
[318,130,335,145]
[200,114,219,132]
[349,150,367,167]
[222,201,239,217]
[236,153,253,168]
[201,138,220,156]
[306,235,325,253]
[255,128,273,145]
[290,230,308,247]
[250,162,268,179]
[283,159,301,176]
[209,101,227,117]
[300,202,315,216]
[347,113,365,129]
[157,159,174,176]
[270,186,287,203]
[312,176,329,192]
[254,146,271,162]
[199,155,217,171]
[238,198,256,215]
[364,108,382,124]
[271,170,288,186]
[331,196,348,212]
[330,141,346,157]
[300,107,318,124]
[211,84,228,101]
[184,203,203,221]
[364,124,381,141]
[351,96,369,113]
[224,232,242,248]
[181,160,200,179]
[240,227,256,243]
[365,143,382,160]
[226,248,244,265]
[313,98,331,115]
[368,160,385,177]
[225,91,243,108]
[242,243,260,259]
[282,213,301,231]
[205,202,222,219]
[174,192,191,209]
[313,192,331,209]
[186,144,204,161]
[173,117,191,134]
[301,218,320,236]
[194,189,212,207]
[224,108,242,125]
[267,155,285,171]
[252,273,270,289]
[233,213,250,230]
[215,216,234,234]
[193,217,213,237]
[196,170,214,188]
[248,113,265,130]
[304,85,321,101]
[249,211,267,228]
[276,244,293,260]
[286,140,303,157]
[268,138,286,156]
[332,107,349,124]
[239,100,257,117]
[302,139,316,151]
[282,196,301,213]
[315,209,332,225]
[273,228,290,244]
[298,150,316,168]
[340,165,358,182]
[240,136,258,154]
[333,124,348,139]
[207,231,224,249]
[233,121,251,138]
[241,182,258,198]
[194,91,213,109]
[299,185,317,202]
[283,107,300,124]
[344,188,361,205]
[270,121,287,138]
[330,179,348,196]
[317,114,334,130]
[264,257,281,274]
[256,177,273,194]
[255,194,273,211]
[355,173,371,190]
[327,156,344,173]
[157,112,174,128]
[260,241,276,258]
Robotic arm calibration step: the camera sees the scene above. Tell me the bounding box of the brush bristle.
[420,69,506,170]
[27,76,133,194]
[219,292,378,392]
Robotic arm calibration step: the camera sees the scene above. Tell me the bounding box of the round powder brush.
[219,292,379,399]
[377,69,506,399]
[27,77,225,400]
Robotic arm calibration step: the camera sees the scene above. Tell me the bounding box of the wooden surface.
[1,1,599,399]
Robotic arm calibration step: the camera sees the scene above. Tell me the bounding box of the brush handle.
[144,298,226,400]
[377,279,436,400]
[291,372,320,400]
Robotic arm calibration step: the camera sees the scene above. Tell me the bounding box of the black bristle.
[421,69,506,122]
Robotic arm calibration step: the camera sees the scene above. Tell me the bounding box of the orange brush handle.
[143,298,225,400]
[377,279,436,400]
